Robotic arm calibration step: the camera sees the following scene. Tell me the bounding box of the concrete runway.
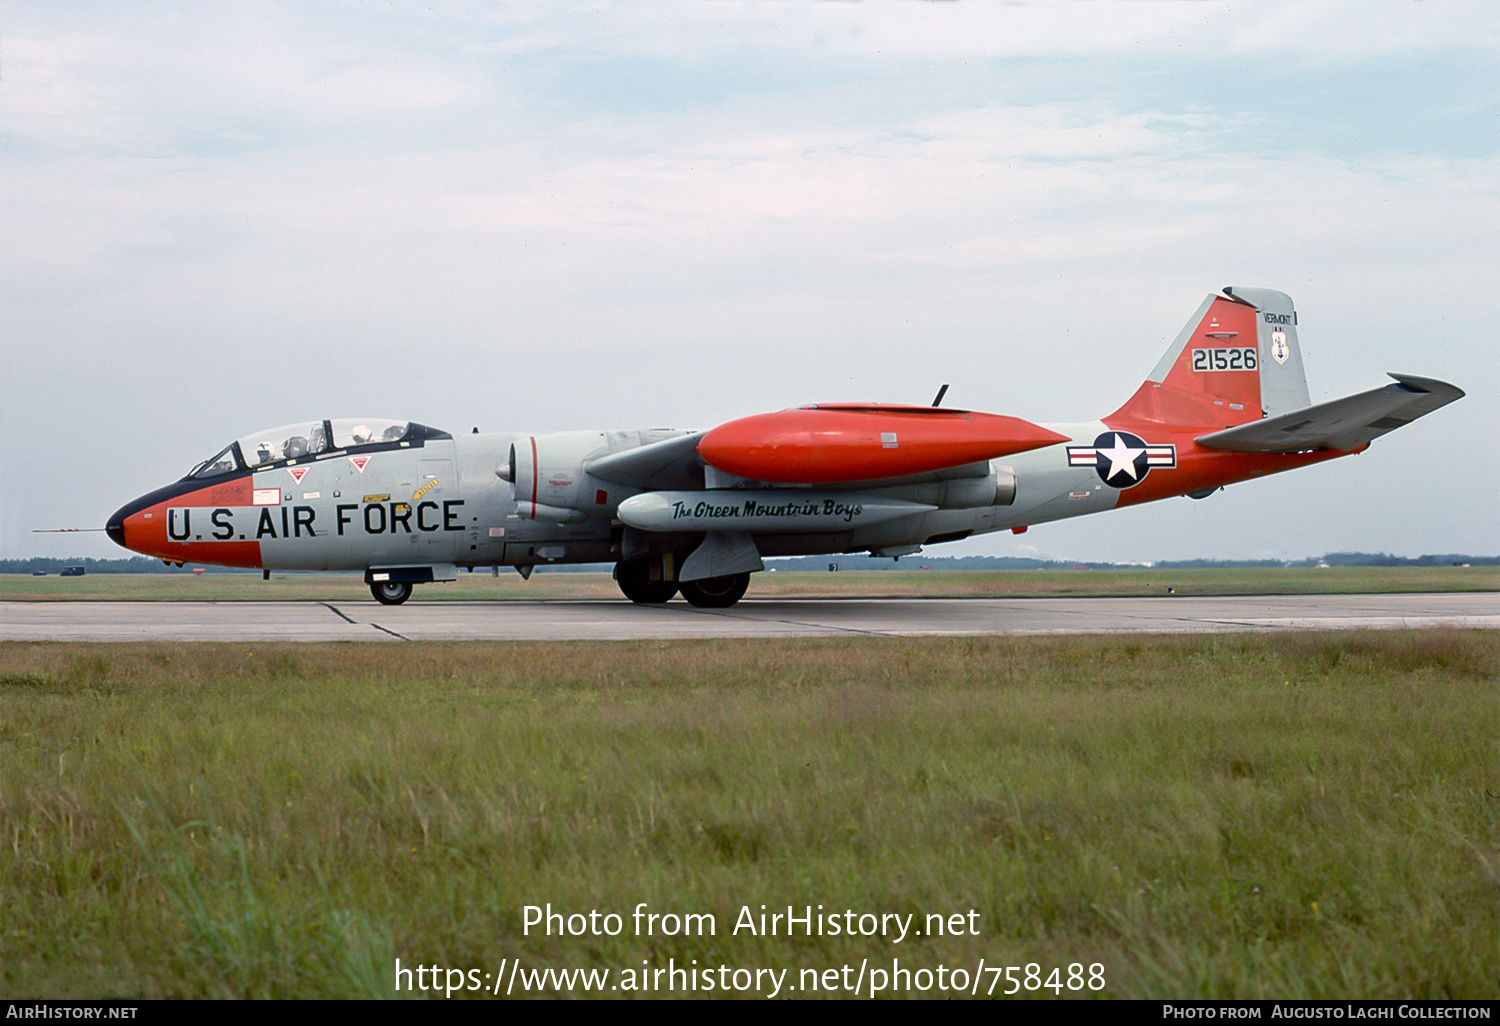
[2,593,1496,642]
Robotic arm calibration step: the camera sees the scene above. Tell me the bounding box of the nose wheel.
[371,580,413,605]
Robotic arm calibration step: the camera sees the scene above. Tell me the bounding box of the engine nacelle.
[504,432,610,520]
[504,430,690,521]
[617,490,936,533]
[866,465,1017,509]
[502,435,1016,521]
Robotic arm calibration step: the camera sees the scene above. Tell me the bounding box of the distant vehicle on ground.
[59,566,86,577]
[105,287,1462,608]
[31,570,46,576]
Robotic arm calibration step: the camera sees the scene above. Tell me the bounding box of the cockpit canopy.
[187,419,451,478]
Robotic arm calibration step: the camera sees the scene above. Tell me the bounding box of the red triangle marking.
[348,456,370,473]
[287,467,309,484]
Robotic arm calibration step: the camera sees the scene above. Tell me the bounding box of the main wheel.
[678,572,750,608]
[614,560,678,604]
[371,580,413,605]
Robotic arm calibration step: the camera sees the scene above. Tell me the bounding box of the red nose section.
[107,476,263,568]
[698,404,1070,483]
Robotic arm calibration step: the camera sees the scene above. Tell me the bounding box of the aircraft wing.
[587,431,707,490]
[1194,374,1464,454]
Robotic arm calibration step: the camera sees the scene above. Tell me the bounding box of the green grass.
[3,565,1496,602]
[1,632,1494,998]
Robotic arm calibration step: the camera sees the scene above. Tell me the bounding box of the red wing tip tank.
[696,404,1073,483]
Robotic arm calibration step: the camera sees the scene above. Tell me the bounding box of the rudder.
[1224,286,1311,417]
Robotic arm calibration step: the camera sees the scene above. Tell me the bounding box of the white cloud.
[488,0,1495,63]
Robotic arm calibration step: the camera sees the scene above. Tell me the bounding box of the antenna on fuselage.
[930,384,949,407]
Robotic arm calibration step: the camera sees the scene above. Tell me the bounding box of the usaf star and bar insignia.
[1067,431,1176,488]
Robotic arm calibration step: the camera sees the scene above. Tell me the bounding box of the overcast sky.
[4,1,1496,564]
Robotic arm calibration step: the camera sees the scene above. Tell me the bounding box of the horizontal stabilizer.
[587,432,705,490]
[1195,374,1463,454]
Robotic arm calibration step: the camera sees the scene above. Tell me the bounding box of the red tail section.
[1097,290,1346,509]
[1107,294,1264,433]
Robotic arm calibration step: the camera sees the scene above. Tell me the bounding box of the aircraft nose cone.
[105,506,128,549]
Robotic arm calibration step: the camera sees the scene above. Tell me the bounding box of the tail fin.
[1108,287,1311,429]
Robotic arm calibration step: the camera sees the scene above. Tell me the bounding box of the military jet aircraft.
[105,287,1462,608]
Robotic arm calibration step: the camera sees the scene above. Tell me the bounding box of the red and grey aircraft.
[106,287,1462,608]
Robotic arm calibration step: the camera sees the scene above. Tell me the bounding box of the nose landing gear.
[371,580,413,605]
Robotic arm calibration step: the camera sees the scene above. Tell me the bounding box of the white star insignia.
[1100,435,1144,481]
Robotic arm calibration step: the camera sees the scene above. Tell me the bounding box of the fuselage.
[105,286,1459,606]
[105,416,1346,575]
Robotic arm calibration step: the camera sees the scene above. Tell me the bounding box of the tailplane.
[1197,373,1463,453]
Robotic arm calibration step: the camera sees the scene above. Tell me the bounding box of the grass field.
[2,631,1494,999]
[3,565,1496,603]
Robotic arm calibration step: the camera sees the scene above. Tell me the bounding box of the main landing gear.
[678,573,750,608]
[370,580,413,605]
[614,560,678,604]
[613,560,751,608]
